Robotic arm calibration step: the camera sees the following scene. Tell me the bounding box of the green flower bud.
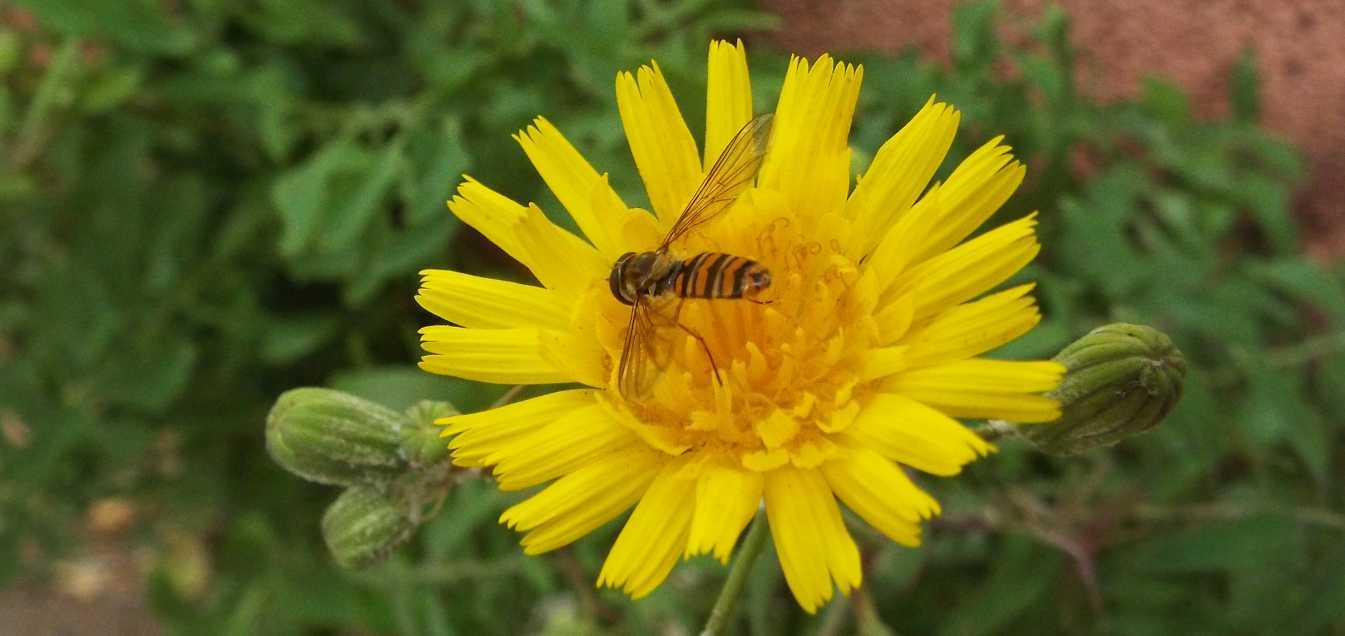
[400,400,457,467]
[1018,323,1186,455]
[266,388,410,486]
[321,485,416,569]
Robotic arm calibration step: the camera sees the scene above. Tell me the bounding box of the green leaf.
[404,122,471,226]
[950,0,1001,71]
[1240,363,1301,446]
[1229,48,1260,122]
[937,537,1060,636]
[322,141,403,253]
[95,338,199,412]
[328,366,503,412]
[1237,175,1297,254]
[1140,76,1191,125]
[273,140,365,257]
[1122,515,1301,573]
[80,65,145,113]
[1244,259,1345,321]
[24,0,198,55]
[260,313,342,364]
[0,30,19,74]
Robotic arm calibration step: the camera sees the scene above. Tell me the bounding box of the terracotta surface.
[764,0,1345,259]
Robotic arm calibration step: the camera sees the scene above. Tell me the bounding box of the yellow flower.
[417,40,1064,612]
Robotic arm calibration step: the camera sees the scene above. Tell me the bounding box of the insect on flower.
[608,114,774,397]
[418,39,1067,613]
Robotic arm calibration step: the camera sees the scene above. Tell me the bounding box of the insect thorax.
[609,251,681,305]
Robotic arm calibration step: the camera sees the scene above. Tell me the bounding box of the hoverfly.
[609,113,774,398]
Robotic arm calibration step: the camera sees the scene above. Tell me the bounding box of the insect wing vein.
[659,113,773,250]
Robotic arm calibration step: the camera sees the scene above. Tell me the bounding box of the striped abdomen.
[666,252,772,300]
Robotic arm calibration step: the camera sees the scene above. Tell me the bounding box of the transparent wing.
[659,113,773,250]
[617,297,659,398]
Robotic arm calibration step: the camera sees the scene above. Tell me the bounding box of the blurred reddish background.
[766,0,1345,260]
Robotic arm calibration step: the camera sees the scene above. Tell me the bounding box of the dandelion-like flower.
[418,40,1064,612]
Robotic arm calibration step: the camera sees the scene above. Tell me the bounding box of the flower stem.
[700,511,769,636]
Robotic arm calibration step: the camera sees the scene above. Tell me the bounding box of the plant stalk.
[700,511,769,636]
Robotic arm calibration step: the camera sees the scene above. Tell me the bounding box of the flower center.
[588,192,878,471]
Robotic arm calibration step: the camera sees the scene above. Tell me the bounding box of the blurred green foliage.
[2,0,1343,634]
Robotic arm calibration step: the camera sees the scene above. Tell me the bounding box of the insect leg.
[675,320,723,387]
[665,299,723,387]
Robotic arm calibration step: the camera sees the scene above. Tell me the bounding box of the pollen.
[587,199,877,472]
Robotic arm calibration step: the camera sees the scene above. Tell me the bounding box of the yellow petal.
[416,269,570,330]
[513,203,609,293]
[441,389,599,465]
[447,178,605,293]
[514,117,626,257]
[501,446,664,554]
[904,136,1026,265]
[539,320,608,389]
[597,460,697,599]
[883,213,1040,319]
[704,39,753,169]
[759,55,863,220]
[686,463,763,563]
[764,466,861,614]
[755,409,800,449]
[822,447,939,545]
[845,393,992,476]
[616,61,702,225]
[873,293,915,345]
[419,326,571,385]
[883,359,1065,423]
[861,346,908,383]
[866,138,1025,283]
[446,176,528,258]
[487,402,641,491]
[846,98,960,256]
[903,284,1040,364]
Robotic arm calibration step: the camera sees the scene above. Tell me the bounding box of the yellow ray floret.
[514,117,626,257]
[846,97,960,256]
[685,461,763,563]
[616,62,702,225]
[416,269,570,330]
[500,447,664,554]
[764,466,861,614]
[419,327,571,385]
[885,359,1065,423]
[597,459,697,598]
[845,393,993,476]
[704,39,753,168]
[758,54,863,222]
[822,447,940,545]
